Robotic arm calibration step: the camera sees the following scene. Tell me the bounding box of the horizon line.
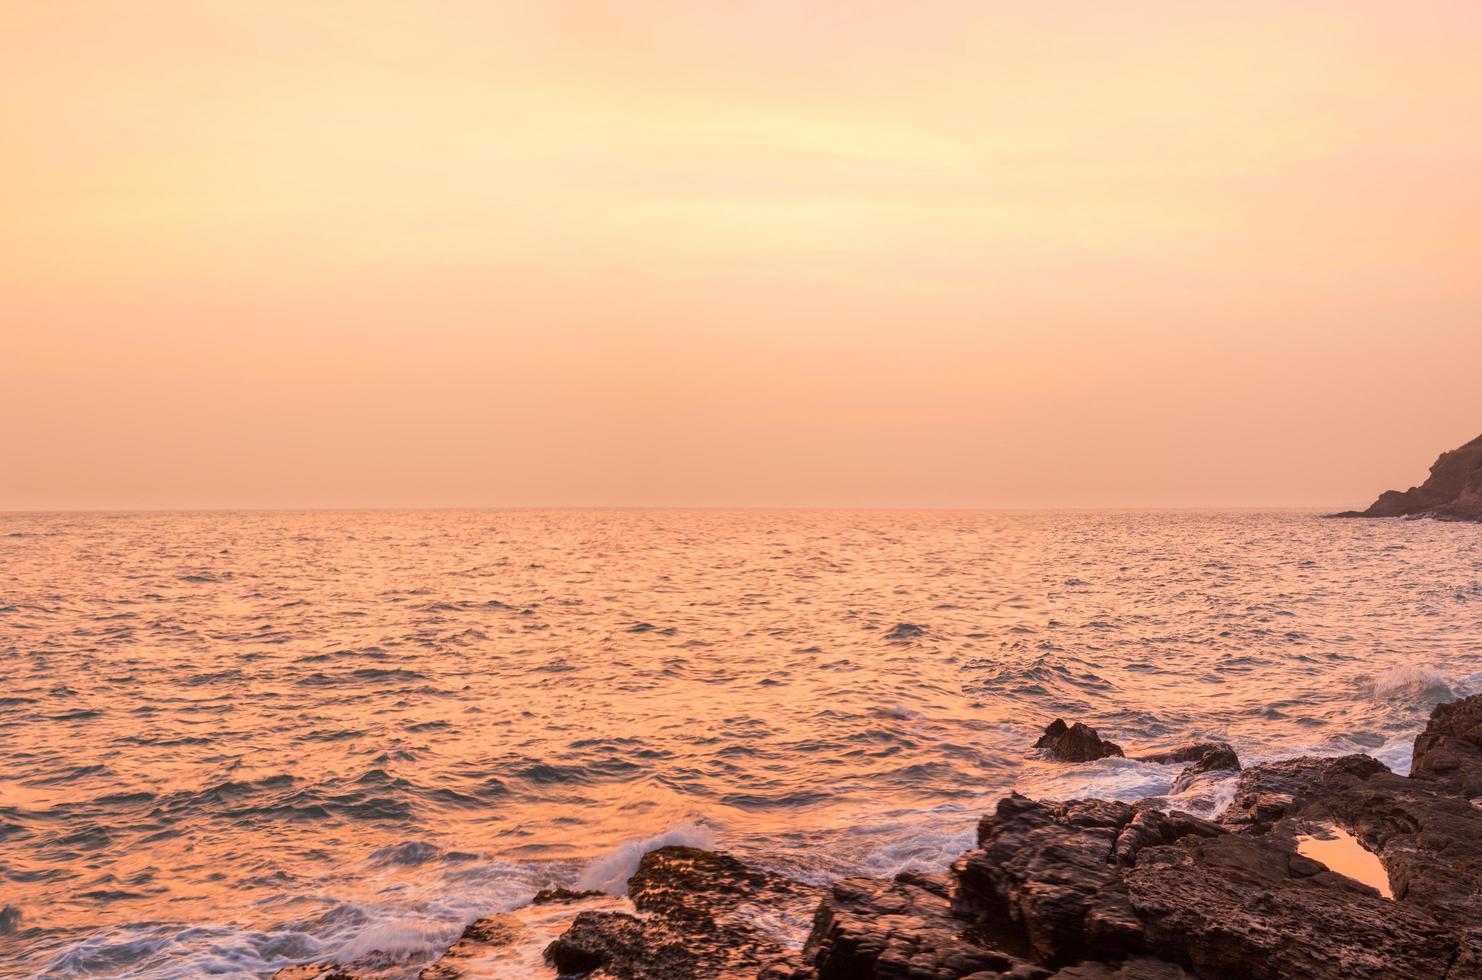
[0,504,1354,516]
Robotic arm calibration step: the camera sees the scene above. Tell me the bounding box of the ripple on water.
[1,509,1479,976]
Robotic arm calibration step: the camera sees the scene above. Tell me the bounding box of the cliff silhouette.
[1334,433,1482,522]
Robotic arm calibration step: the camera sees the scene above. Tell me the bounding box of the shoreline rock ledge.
[1331,432,1482,522]
[275,694,1482,980]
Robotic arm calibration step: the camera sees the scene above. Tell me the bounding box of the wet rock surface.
[543,845,825,979]
[279,697,1482,979]
[766,870,1044,980]
[1412,692,1482,797]
[1332,431,1482,522]
[1033,719,1124,762]
[418,914,524,979]
[1137,742,1242,795]
[763,701,1482,979]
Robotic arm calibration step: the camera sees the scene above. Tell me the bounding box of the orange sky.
[4,1,1480,509]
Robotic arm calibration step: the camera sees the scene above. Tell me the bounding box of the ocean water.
[1,509,1480,977]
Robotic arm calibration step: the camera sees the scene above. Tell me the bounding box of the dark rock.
[0,906,19,935]
[788,872,1046,979]
[532,886,610,905]
[1133,743,1237,767]
[1333,432,1482,522]
[271,968,363,980]
[1169,746,1241,795]
[1125,830,1457,978]
[1283,765,1482,922]
[1412,692,1482,797]
[953,797,1211,966]
[543,845,824,979]
[1033,719,1124,763]
[546,910,656,975]
[1218,754,1388,834]
[1046,960,1192,980]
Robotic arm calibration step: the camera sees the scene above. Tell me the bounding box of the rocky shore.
[1332,432,1482,522]
[275,693,1482,980]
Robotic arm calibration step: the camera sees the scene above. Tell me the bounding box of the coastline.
[273,692,1482,979]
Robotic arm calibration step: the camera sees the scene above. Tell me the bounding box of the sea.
[1,510,1479,977]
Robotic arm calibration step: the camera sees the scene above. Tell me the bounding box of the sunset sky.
[4,1,1480,510]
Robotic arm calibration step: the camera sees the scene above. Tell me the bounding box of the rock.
[1218,754,1388,834]
[1033,719,1124,762]
[1411,692,1482,797]
[532,886,610,905]
[953,797,1222,968]
[949,792,1464,979]
[1046,960,1192,980]
[417,914,522,979]
[1133,743,1237,767]
[543,845,824,979]
[1125,830,1457,978]
[788,872,1046,979]
[1332,432,1482,522]
[0,906,19,935]
[271,968,363,980]
[1284,763,1482,922]
[1168,746,1241,795]
[1132,742,1243,796]
[546,910,656,975]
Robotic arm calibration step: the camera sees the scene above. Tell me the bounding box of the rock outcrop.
[1412,692,1482,797]
[277,696,1482,980]
[1034,719,1124,762]
[543,846,824,979]
[1131,742,1242,795]
[1333,432,1482,522]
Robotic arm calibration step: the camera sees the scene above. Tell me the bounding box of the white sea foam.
[1367,664,1453,702]
[447,894,634,978]
[332,917,450,965]
[577,821,717,894]
[856,820,977,878]
[1371,732,1419,775]
[1015,756,1179,804]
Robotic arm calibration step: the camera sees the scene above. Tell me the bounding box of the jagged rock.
[1412,692,1482,797]
[546,910,657,975]
[532,886,610,905]
[1033,720,1124,762]
[1125,830,1457,978]
[543,845,823,979]
[783,872,1046,979]
[1168,746,1241,795]
[953,797,1212,967]
[1134,743,1236,767]
[1218,754,1387,834]
[1332,432,1482,522]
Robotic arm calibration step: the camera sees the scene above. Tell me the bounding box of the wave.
[1366,664,1454,702]
[576,821,716,894]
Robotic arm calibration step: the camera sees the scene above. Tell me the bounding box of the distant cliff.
[1334,433,1482,522]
